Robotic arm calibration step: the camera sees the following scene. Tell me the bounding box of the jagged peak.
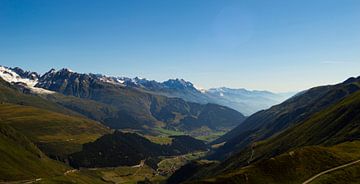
[59,68,73,73]
[163,78,193,86]
[40,68,78,79]
[10,67,40,80]
[40,68,57,79]
[0,65,55,94]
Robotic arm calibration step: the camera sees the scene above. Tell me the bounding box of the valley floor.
[1,151,207,184]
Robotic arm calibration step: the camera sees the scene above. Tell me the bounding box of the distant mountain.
[0,66,53,94]
[69,131,208,169]
[204,87,294,115]
[96,76,294,115]
[10,67,40,80]
[0,66,245,137]
[74,70,293,115]
[37,68,245,134]
[1,65,293,116]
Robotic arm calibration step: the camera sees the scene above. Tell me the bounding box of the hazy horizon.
[1,0,360,92]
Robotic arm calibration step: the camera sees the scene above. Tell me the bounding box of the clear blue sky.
[1,0,360,92]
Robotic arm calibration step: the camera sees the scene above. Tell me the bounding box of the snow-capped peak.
[97,75,126,86]
[0,66,55,94]
[0,66,37,86]
[162,78,195,89]
[48,68,56,73]
[59,68,73,73]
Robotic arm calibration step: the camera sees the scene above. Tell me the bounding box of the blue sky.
[1,0,360,92]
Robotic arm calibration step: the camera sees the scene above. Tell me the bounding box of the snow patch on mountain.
[0,66,55,94]
[193,84,207,93]
[93,73,198,92]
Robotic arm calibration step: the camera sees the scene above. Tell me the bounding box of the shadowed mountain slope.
[173,77,360,184]
[69,131,209,168]
[219,88,360,172]
[170,141,360,184]
[211,76,360,160]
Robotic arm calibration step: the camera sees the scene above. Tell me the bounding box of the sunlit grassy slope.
[0,124,68,181]
[0,103,110,158]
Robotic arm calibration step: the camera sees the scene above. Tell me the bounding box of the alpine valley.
[0,65,359,184]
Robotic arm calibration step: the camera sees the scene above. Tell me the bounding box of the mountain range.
[3,66,293,115]
[95,75,293,116]
[0,65,294,139]
[0,66,247,138]
[1,64,359,184]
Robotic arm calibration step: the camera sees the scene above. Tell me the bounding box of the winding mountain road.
[302,159,360,184]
